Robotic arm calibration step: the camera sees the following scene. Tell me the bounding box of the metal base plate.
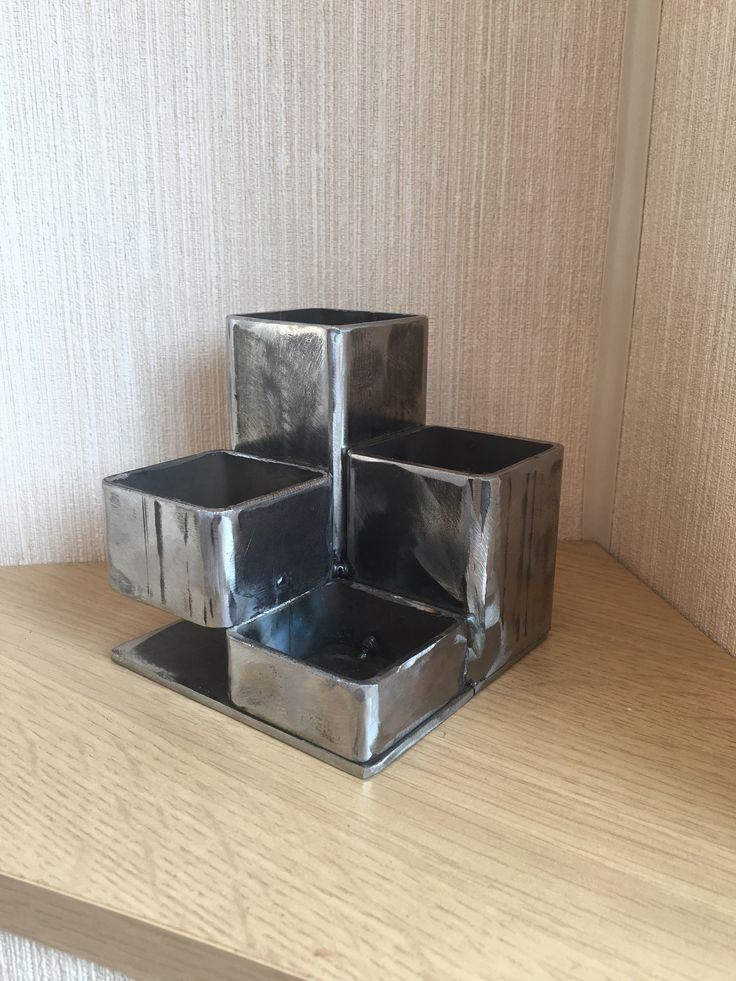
[112,620,473,778]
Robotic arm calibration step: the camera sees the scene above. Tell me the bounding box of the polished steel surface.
[228,309,427,562]
[104,309,564,776]
[348,425,564,684]
[104,450,331,628]
[113,619,473,778]
[228,580,467,763]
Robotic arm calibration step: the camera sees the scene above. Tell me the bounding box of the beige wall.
[0,0,626,565]
[611,0,736,654]
[0,931,127,981]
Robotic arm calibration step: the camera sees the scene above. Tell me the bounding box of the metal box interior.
[228,580,467,763]
[104,450,331,627]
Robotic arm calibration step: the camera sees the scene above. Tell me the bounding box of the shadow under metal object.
[105,308,563,776]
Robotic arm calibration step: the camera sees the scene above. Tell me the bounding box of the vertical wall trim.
[582,0,662,545]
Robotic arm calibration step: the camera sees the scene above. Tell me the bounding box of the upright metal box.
[347,426,563,684]
[228,309,427,560]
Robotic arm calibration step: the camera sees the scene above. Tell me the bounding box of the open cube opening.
[234,580,456,682]
[228,580,467,762]
[348,426,563,683]
[360,426,553,475]
[240,308,408,327]
[104,451,331,626]
[111,451,322,509]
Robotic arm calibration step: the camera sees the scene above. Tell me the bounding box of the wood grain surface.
[0,543,735,980]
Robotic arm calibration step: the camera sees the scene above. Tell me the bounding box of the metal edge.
[227,312,425,333]
[347,427,564,481]
[471,631,550,693]
[103,450,329,512]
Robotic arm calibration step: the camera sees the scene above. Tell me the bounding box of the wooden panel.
[612,0,736,653]
[1,544,735,979]
[0,1,626,564]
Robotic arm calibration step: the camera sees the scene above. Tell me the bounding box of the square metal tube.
[103,310,564,776]
[112,618,473,778]
[104,450,331,627]
[347,426,564,684]
[228,309,428,562]
[227,580,467,763]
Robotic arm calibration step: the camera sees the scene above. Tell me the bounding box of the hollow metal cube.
[227,309,427,560]
[103,450,331,628]
[347,426,563,684]
[227,580,467,763]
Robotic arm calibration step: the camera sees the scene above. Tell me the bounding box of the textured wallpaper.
[0,0,626,568]
[612,0,736,654]
[0,933,129,981]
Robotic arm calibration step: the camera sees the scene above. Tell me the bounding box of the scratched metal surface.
[348,426,563,683]
[228,580,467,762]
[228,310,427,560]
[103,451,331,628]
[102,317,563,774]
[229,318,332,470]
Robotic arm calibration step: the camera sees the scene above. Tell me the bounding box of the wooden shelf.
[1,543,734,980]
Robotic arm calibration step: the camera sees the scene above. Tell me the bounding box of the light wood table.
[0,543,734,980]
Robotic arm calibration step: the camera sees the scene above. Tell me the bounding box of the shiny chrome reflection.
[104,310,564,777]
